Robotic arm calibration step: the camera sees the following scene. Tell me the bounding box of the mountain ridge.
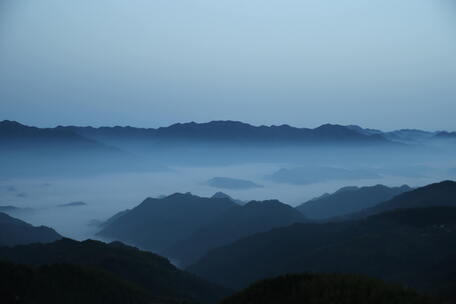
[0,238,230,304]
[296,184,412,219]
[187,205,456,293]
[97,193,238,251]
[2,120,392,146]
[347,180,456,219]
[0,212,62,247]
[163,199,306,266]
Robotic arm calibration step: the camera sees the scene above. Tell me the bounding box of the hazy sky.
[1,0,455,130]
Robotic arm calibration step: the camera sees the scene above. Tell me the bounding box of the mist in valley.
[1,139,455,242]
[2,0,456,302]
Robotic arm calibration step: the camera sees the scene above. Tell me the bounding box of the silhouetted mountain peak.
[162,198,306,266]
[0,120,27,128]
[334,186,359,194]
[164,192,198,200]
[315,123,346,130]
[163,120,253,131]
[244,199,290,209]
[98,192,237,251]
[0,212,26,226]
[0,212,62,247]
[212,192,232,199]
[314,124,376,138]
[345,125,383,135]
[211,192,245,205]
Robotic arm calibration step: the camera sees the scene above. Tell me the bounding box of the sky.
[0,0,455,131]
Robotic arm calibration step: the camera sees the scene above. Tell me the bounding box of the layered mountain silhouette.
[221,273,431,304]
[0,120,110,151]
[347,126,438,144]
[0,121,166,177]
[4,120,455,149]
[0,238,230,304]
[1,120,405,177]
[348,125,456,144]
[211,192,245,205]
[99,209,131,228]
[188,205,456,296]
[296,184,411,220]
[348,180,456,218]
[52,121,390,145]
[150,122,388,144]
[0,212,62,247]
[433,131,456,142]
[163,200,306,266]
[97,193,237,251]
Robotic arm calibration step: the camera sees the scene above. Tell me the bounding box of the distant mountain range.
[296,184,412,219]
[0,120,387,147]
[61,121,389,145]
[435,131,456,139]
[2,120,455,176]
[187,181,456,293]
[0,238,230,304]
[163,199,306,266]
[2,120,455,150]
[0,121,162,177]
[0,212,62,247]
[346,125,454,144]
[0,120,112,151]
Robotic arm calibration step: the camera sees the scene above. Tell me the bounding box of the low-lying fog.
[1,153,455,240]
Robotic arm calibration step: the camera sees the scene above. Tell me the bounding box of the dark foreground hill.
[296,184,411,220]
[0,238,230,304]
[0,261,162,304]
[188,206,456,299]
[163,200,306,266]
[97,193,237,251]
[221,273,432,304]
[0,212,62,246]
